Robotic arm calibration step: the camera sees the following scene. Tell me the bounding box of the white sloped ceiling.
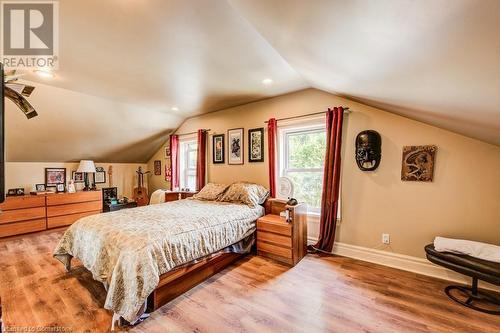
[7,0,500,163]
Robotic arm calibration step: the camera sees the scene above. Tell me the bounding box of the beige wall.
[149,88,500,258]
[147,142,171,192]
[6,162,147,199]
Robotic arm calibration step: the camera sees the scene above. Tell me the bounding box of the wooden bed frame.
[146,198,291,312]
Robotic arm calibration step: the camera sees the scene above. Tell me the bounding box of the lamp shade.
[77,160,96,173]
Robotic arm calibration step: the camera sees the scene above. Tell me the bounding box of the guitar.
[108,165,113,187]
[133,166,150,206]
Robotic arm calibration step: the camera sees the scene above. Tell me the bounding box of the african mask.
[355,130,381,171]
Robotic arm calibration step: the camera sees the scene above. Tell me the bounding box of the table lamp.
[77,160,96,191]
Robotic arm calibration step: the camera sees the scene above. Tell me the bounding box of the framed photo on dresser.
[212,134,225,164]
[228,128,243,165]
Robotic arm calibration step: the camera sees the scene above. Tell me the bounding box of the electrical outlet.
[382,233,390,245]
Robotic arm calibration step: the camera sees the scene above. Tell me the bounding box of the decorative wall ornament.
[154,160,161,175]
[401,145,437,182]
[248,128,264,162]
[355,130,381,171]
[228,128,244,165]
[212,134,225,164]
[164,146,171,159]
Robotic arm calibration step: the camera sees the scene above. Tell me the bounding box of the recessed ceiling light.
[262,78,273,85]
[171,106,179,111]
[34,69,55,78]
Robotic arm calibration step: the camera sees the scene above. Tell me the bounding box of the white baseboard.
[308,237,500,292]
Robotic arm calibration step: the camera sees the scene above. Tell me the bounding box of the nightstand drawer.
[258,231,292,248]
[257,219,291,236]
[257,241,292,259]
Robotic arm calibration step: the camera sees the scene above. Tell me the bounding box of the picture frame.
[56,183,65,193]
[401,145,437,182]
[154,160,162,175]
[212,134,225,164]
[45,168,66,186]
[7,188,24,196]
[35,184,46,192]
[248,128,264,162]
[72,171,84,183]
[95,166,107,184]
[228,128,244,165]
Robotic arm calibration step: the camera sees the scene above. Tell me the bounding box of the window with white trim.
[179,138,197,191]
[278,119,326,214]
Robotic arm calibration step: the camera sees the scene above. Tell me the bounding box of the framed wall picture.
[401,145,437,182]
[72,171,84,183]
[45,168,66,186]
[154,160,161,175]
[212,134,225,164]
[228,128,244,165]
[248,128,264,162]
[95,167,107,184]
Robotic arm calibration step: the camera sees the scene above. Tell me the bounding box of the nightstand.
[257,200,307,266]
[165,191,198,202]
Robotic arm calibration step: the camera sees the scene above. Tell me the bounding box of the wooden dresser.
[46,191,102,229]
[257,199,307,266]
[0,191,103,238]
[0,196,47,238]
[165,191,198,202]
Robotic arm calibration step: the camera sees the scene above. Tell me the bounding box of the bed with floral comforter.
[53,198,264,322]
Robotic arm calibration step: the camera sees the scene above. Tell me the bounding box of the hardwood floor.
[0,230,498,333]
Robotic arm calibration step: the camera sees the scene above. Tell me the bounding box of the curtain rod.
[175,129,211,136]
[264,107,351,124]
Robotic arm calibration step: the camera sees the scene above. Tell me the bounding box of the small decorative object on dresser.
[56,184,65,193]
[45,168,66,187]
[154,160,161,175]
[94,167,107,184]
[212,134,225,164]
[67,180,76,193]
[248,128,264,162]
[257,199,307,266]
[6,188,24,197]
[228,128,244,165]
[401,145,437,182]
[35,184,46,192]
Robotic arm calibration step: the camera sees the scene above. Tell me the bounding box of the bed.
[53,196,265,326]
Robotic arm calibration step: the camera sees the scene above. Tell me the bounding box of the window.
[179,138,197,190]
[278,120,326,214]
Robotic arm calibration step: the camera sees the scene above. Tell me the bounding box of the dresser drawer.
[0,196,45,210]
[0,219,46,237]
[47,201,102,217]
[257,241,293,259]
[47,210,101,229]
[257,231,292,248]
[46,191,102,206]
[0,207,46,224]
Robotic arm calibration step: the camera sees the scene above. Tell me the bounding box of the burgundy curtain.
[309,107,344,253]
[267,118,278,197]
[196,129,207,190]
[169,134,179,190]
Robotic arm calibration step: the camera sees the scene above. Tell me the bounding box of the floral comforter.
[53,199,264,322]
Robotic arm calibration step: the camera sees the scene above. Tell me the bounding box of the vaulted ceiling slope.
[8,0,500,162]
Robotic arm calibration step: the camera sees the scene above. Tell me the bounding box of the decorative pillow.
[193,183,229,201]
[218,182,269,207]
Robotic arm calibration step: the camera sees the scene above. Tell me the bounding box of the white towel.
[149,189,167,205]
[434,237,500,263]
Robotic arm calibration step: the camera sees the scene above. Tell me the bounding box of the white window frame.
[277,116,342,221]
[278,117,326,214]
[178,136,197,191]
